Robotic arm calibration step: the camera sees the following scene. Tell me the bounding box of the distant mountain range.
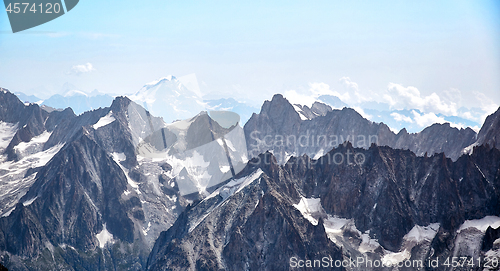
[244,94,479,162]
[16,77,259,125]
[1,83,499,270]
[15,86,114,115]
[15,76,483,133]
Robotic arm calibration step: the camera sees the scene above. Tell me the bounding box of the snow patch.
[359,232,381,253]
[320,202,440,263]
[323,216,351,234]
[404,223,440,244]
[204,169,263,202]
[380,223,439,264]
[292,104,309,120]
[93,111,115,129]
[313,149,325,160]
[96,224,114,248]
[234,169,263,194]
[463,142,478,155]
[22,196,38,206]
[59,243,76,251]
[0,143,63,176]
[220,165,230,173]
[111,152,126,162]
[0,172,37,216]
[14,131,52,156]
[284,152,296,164]
[1,208,14,217]
[382,249,411,265]
[293,197,325,226]
[323,215,382,254]
[0,122,18,151]
[458,216,500,233]
[142,222,152,236]
[111,152,140,192]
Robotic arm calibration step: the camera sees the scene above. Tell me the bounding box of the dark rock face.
[0,88,71,161]
[147,155,344,271]
[394,123,477,160]
[244,94,479,162]
[482,226,500,252]
[0,90,250,270]
[294,101,333,120]
[476,107,500,150]
[0,132,148,269]
[0,92,186,270]
[245,94,393,163]
[288,144,500,250]
[0,88,36,125]
[185,112,232,151]
[147,145,500,270]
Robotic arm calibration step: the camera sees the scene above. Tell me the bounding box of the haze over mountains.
[15,75,486,134]
[1,79,500,270]
[16,77,259,125]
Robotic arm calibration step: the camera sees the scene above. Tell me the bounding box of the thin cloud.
[411,110,446,127]
[339,77,359,92]
[283,89,317,107]
[474,91,499,124]
[384,83,458,116]
[310,82,351,104]
[284,82,350,107]
[338,77,370,104]
[68,63,95,75]
[391,112,413,123]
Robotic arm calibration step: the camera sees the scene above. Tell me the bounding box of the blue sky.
[0,0,499,128]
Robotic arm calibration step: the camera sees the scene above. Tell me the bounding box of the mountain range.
[16,76,484,134]
[0,85,499,270]
[244,94,479,163]
[16,78,259,125]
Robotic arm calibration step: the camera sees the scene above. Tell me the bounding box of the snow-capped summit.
[129,76,205,124]
[60,82,81,95]
[63,89,88,97]
[145,75,177,87]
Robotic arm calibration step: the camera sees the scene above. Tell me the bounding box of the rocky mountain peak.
[260,94,302,125]
[476,106,500,149]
